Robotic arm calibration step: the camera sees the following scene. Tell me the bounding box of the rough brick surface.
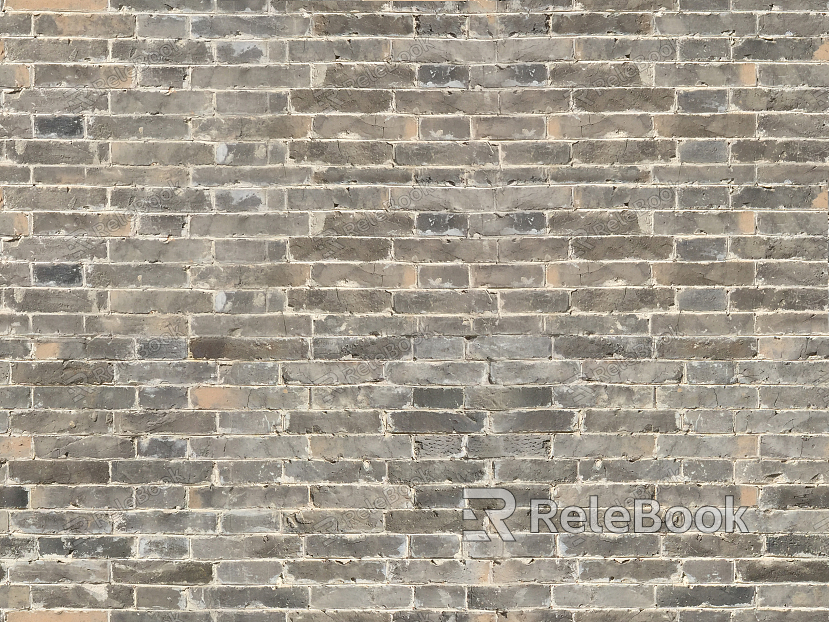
[0,0,827,619]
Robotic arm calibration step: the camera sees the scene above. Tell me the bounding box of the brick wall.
[0,0,827,620]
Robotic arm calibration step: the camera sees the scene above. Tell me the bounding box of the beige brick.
[0,437,32,459]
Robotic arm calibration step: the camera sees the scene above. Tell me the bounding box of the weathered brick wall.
[0,0,827,619]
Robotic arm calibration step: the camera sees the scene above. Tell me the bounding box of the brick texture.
[0,0,827,620]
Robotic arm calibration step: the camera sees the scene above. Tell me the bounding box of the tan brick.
[0,437,32,459]
[0,213,28,237]
[190,386,250,410]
